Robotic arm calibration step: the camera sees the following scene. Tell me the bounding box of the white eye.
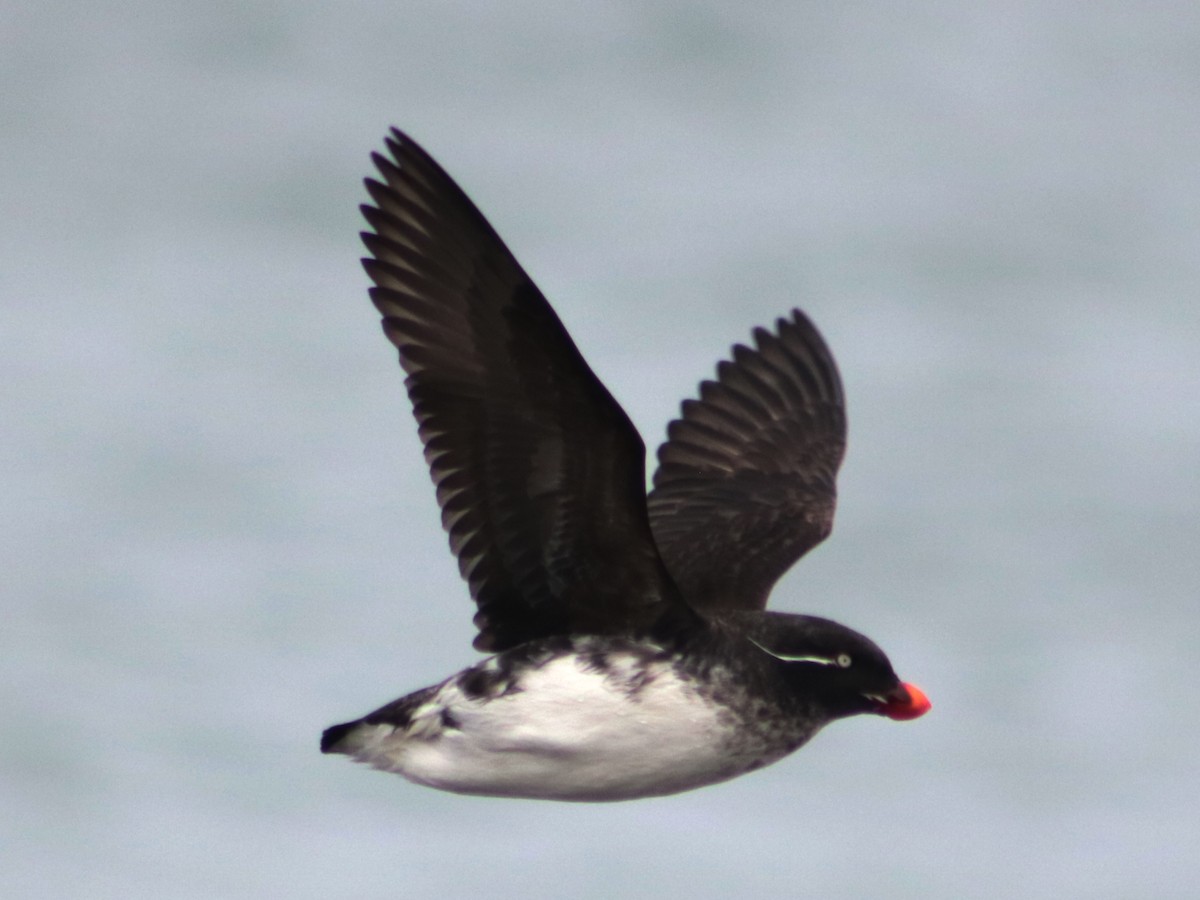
[836,653,852,668]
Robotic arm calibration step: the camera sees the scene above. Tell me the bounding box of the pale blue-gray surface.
[3,3,1198,898]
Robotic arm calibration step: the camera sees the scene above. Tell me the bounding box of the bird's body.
[321,130,929,801]
[324,634,794,802]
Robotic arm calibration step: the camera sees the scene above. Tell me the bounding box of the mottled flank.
[321,634,828,801]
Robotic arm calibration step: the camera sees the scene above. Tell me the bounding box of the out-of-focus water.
[3,3,1198,898]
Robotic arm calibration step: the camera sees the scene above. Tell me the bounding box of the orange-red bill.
[880,682,931,721]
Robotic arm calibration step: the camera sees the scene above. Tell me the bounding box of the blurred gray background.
[3,2,1198,898]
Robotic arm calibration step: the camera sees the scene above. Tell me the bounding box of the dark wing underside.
[361,130,685,652]
[647,310,847,613]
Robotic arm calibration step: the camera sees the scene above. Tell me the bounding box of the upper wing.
[646,310,846,612]
[361,129,686,651]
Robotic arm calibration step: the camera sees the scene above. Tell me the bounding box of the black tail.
[321,719,360,754]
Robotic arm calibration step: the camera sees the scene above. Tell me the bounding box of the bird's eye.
[836,653,852,668]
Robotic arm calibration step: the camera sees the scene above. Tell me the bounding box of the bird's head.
[743,613,931,721]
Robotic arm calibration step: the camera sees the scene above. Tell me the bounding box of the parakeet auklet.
[321,130,930,801]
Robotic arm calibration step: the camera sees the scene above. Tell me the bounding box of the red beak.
[878,682,931,721]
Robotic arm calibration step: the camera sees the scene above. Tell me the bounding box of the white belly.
[341,652,774,801]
